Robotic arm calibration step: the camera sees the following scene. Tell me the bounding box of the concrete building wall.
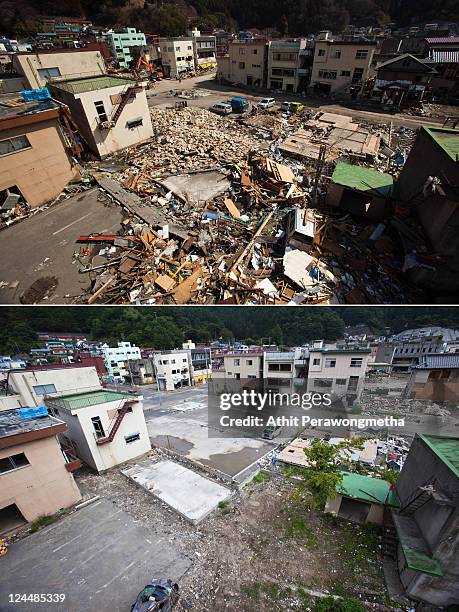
[0,395,22,411]
[106,29,146,68]
[222,354,262,379]
[56,398,151,472]
[307,350,370,399]
[153,352,192,391]
[0,76,28,93]
[13,51,106,89]
[405,368,459,401]
[0,117,77,207]
[219,42,267,87]
[310,41,376,94]
[0,436,81,524]
[159,39,195,78]
[7,367,101,407]
[268,40,307,92]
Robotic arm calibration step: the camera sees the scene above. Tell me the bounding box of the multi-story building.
[153,351,192,391]
[106,28,146,69]
[391,434,459,606]
[189,29,217,71]
[101,342,141,381]
[158,37,195,78]
[212,352,263,379]
[48,75,153,158]
[0,407,82,534]
[214,31,236,57]
[11,49,106,90]
[262,350,308,392]
[46,389,151,472]
[182,341,211,384]
[267,39,309,93]
[0,365,102,411]
[0,93,79,208]
[310,35,377,96]
[217,40,268,88]
[306,341,371,404]
[404,354,459,401]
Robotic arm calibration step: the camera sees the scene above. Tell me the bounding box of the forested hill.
[1,0,458,38]
[1,307,459,354]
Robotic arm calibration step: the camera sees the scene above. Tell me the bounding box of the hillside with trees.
[1,307,459,355]
[1,0,457,39]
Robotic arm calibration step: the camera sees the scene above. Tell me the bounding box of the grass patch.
[217,500,228,510]
[29,515,56,533]
[313,595,365,612]
[241,581,262,600]
[253,472,270,483]
[285,519,318,548]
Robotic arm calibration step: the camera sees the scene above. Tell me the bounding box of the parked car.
[256,97,276,110]
[281,101,305,113]
[262,425,282,440]
[209,102,232,115]
[230,97,250,113]
[131,579,179,612]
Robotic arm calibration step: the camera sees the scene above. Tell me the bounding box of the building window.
[350,358,363,368]
[37,66,61,80]
[239,62,245,69]
[248,374,257,379]
[335,378,347,385]
[239,48,245,55]
[314,378,333,388]
[318,70,337,80]
[234,359,240,365]
[0,134,31,157]
[91,416,105,439]
[352,67,364,82]
[272,68,283,76]
[340,70,351,77]
[317,49,325,56]
[325,359,336,368]
[268,363,292,371]
[94,100,108,122]
[283,68,295,77]
[253,49,258,54]
[355,50,368,59]
[333,50,341,58]
[125,433,140,444]
[0,453,30,473]
[313,358,320,365]
[246,359,253,366]
[348,376,359,390]
[32,383,56,396]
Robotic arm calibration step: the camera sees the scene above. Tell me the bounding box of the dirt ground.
[74,455,396,611]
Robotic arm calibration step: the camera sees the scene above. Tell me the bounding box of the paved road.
[0,498,191,612]
[147,72,451,130]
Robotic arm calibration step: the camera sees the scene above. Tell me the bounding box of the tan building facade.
[0,96,78,207]
[267,39,309,93]
[0,409,81,534]
[159,38,195,78]
[49,75,153,158]
[217,41,267,87]
[212,353,263,379]
[310,39,377,95]
[12,50,106,90]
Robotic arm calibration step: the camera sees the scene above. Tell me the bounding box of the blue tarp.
[21,88,51,102]
[18,405,49,420]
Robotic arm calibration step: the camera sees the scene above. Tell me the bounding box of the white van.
[257,97,276,110]
[209,102,232,115]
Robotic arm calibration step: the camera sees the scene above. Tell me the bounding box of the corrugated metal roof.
[420,434,459,478]
[336,472,400,506]
[416,354,459,369]
[423,126,459,162]
[429,50,459,63]
[50,76,134,95]
[425,36,459,44]
[46,389,135,411]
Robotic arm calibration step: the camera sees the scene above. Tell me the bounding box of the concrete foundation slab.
[122,459,231,523]
[158,171,231,203]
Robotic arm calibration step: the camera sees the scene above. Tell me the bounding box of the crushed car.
[131,579,179,612]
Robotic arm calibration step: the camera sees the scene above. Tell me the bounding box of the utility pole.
[310,144,327,209]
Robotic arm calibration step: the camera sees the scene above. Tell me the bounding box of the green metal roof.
[422,126,459,162]
[401,544,443,577]
[332,163,394,198]
[46,390,135,411]
[337,472,400,507]
[419,434,459,477]
[393,513,443,577]
[50,76,134,95]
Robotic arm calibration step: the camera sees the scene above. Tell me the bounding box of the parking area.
[0,189,123,304]
[0,498,191,612]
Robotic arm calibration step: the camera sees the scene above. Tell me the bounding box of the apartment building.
[102,342,141,381]
[106,28,146,68]
[0,366,101,411]
[218,40,268,88]
[267,39,309,93]
[45,389,151,472]
[12,49,106,90]
[153,352,192,391]
[48,75,153,158]
[189,29,217,70]
[310,38,377,95]
[212,352,263,379]
[306,341,371,404]
[0,93,79,208]
[0,407,81,534]
[262,350,308,392]
[392,434,459,606]
[159,37,195,78]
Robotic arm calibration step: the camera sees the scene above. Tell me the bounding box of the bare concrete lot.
[0,189,123,304]
[0,498,191,612]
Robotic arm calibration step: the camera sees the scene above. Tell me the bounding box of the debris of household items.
[131,579,179,612]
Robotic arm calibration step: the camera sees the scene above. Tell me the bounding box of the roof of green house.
[419,434,459,477]
[422,126,459,162]
[401,545,443,576]
[46,389,136,411]
[337,472,400,507]
[393,513,443,577]
[331,163,394,198]
[50,75,134,95]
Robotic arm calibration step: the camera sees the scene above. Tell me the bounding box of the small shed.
[326,163,393,221]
